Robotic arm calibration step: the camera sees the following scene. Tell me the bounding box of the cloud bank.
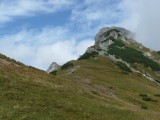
[118,0,160,50]
[0,27,94,69]
[0,0,74,23]
[0,0,160,70]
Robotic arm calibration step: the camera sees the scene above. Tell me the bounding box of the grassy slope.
[0,54,160,120]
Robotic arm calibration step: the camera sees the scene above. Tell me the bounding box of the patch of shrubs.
[141,104,148,109]
[110,39,125,48]
[61,62,74,69]
[108,40,160,71]
[154,94,160,97]
[116,62,132,73]
[50,70,57,75]
[154,79,160,83]
[157,51,160,55]
[139,94,152,101]
[140,94,147,97]
[96,48,102,51]
[142,96,152,101]
[78,51,98,60]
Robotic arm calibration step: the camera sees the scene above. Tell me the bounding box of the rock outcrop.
[95,26,134,44]
[47,62,60,73]
[84,26,160,85]
[87,26,135,53]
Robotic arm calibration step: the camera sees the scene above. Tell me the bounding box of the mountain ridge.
[77,27,160,85]
[1,27,160,120]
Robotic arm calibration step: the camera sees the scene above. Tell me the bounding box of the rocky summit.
[81,27,160,85]
[47,62,60,73]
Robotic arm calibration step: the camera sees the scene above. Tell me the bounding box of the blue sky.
[0,0,159,70]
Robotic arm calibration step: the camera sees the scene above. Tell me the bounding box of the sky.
[0,0,159,70]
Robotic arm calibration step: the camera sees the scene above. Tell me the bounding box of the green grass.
[78,51,98,60]
[0,53,25,66]
[0,53,160,120]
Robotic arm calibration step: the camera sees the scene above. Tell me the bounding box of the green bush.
[142,96,152,101]
[78,51,98,60]
[154,79,160,83]
[154,94,160,97]
[140,94,157,102]
[108,40,160,71]
[140,94,148,97]
[116,62,132,73]
[50,70,57,75]
[157,51,160,55]
[97,48,102,51]
[141,105,148,109]
[61,62,74,69]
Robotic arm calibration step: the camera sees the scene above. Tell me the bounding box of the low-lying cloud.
[0,0,160,70]
[117,0,160,50]
[0,27,94,70]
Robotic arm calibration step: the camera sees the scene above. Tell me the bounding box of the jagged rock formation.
[84,26,160,85]
[95,26,134,44]
[47,62,60,73]
[87,26,139,53]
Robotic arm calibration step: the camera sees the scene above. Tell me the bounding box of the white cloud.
[0,0,74,23]
[0,0,160,71]
[70,0,125,37]
[0,27,94,70]
[115,0,160,50]
[33,39,94,69]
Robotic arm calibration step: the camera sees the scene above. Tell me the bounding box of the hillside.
[0,27,160,120]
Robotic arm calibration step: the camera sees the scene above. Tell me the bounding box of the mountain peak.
[95,26,134,43]
[87,27,135,53]
[81,26,160,84]
[47,62,60,73]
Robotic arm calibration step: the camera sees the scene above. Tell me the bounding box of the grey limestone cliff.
[47,62,60,73]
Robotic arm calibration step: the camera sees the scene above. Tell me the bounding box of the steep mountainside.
[47,62,60,73]
[83,27,160,84]
[0,27,160,120]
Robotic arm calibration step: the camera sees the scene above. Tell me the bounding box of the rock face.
[47,62,60,73]
[84,26,160,85]
[95,27,134,45]
[87,26,135,53]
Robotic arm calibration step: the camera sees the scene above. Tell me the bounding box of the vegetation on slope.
[108,40,160,71]
[78,51,98,60]
[116,62,132,73]
[0,53,160,120]
[61,62,74,69]
[0,53,24,66]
